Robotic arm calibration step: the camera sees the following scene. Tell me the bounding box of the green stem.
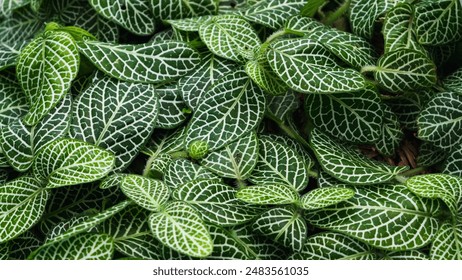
[236,179,247,189]
[142,155,157,177]
[308,169,318,178]
[361,65,378,74]
[265,30,287,44]
[323,0,351,26]
[399,166,427,177]
[170,151,189,159]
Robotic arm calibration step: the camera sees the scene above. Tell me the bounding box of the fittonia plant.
[0,0,461,260]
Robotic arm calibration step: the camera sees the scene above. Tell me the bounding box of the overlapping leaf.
[418,142,447,167]
[0,0,31,17]
[152,0,217,20]
[430,222,462,260]
[164,159,219,189]
[266,91,299,121]
[375,104,403,156]
[0,41,28,70]
[299,186,355,210]
[0,73,28,129]
[7,231,41,260]
[444,145,462,176]
[155,85,188,129]
[120,175,170,212]
[260,134,313,169]
[242,0,305,29]
[0,7,43,45]
[444,68,462,94]
[237,184,299,205]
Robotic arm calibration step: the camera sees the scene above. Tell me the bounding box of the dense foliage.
[0,0,462,260]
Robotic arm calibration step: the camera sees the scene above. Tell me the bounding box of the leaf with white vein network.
[31,234,114,260]
[242,0,305,29]
[0,7,43,45]
[249,137,309,191]
[152,0,217,20]
[266,38,366,94]
[253,206,306,251]
[164,159,219,189]
[245,53,289,95]
[299,186,355,210]
[173,179,261,226]
[0,176,49,243]
[0,0,30,17]
[306,185,442,251]
[418,92,462,150]
[415,0,462,46]
[99,173,126,189]
[70,76,158,172]
[1,94,71,172]
[17,31,79,126]
[430,222,462,260]
[185,70,266,151]
[237,184,300,205]
[33,139,115,188]
[8,231,42,260]
[77,40,200,84]
[284,15,324,33]
[166,16,213,32]
[371,49,437,93]
[120,175,170,212]
[149,201,213,258]
[443,68,462,94]
[0,74,28,129]
[156,85,188,129]
[305,85,383,144]
[89,0,155,35]
[260,134,313,169]
[417,142,447,168]
[0,170,7,184]
[199,15,261,63]
[310,129,408,184]
[443,145,462,177]
[201,131,258,180]
[375,104,403,157]
[266,91,299,121]
[0,41,29,71]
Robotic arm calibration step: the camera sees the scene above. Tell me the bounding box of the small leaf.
[375,104,403,157]
[33,139,115,188]
[0,0,31,17]
[0,73,28,129]
[0,41,28,70]
[299,186,355,210]
[152,0,217,20]
[141,127,186,157]
[443,145,462,176]
[156,85,188,129]
[164,159,219,189]
[444,68,462,94]
[418,142,447,167]
[237,184,300,205]
[120,175,170,212]
[242,0,306,30]
[266,91,299,121]
[260,134,314,169]
[149,201,213,258]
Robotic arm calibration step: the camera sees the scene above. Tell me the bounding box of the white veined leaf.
[1,94,71,172]
[444,68,462,94]
[0,41,29,71]
[249,137,309,191]
[317,171,343,188]
[372,49,437,93]
[430,222,462,260]
[120,175,170,212]
[152,0,217,20]
[266,38,366,94]
[149,201,213,258]
[0,169,7,185]
[33,138,115,188]
[99,173,126,189]
[427,44,457,68]
[89,0,155,35]
[406,174,462,218]
[417,142,447,168]
[253,206,307,251]
[415,0,462,46]
[0,176,49,243]
[0,7,43,45]
[306,185,442,251]
[310,129,408,184]
[155,85,188,129]
[284,15,324,33]
[259,134,314,169]
[185,70,266,152]
[245,51,289,95]
[443,144,462,176]
[242,0,305,29]
[166,16,213,32]
[201,131,259,180]
[299,186,355,210]
[77,40,201,84]
[418,92,462,150]
[146,153,174,179]
[237,184,300,205]
[375,103,403,157]
[300,0,326,17]
[0,242,9,260]
[70,76,158,172]
[31,234,114,260]
[0,0,31,17]
[164,159,220,189]
[266,91,299,121]
[173,179,261,226]
[305,85,383,144]
[141,126,186,157]
[7,231,42,260]
[46,216,90,241]
[199,14,261,63]
[17,31,79,126]
[0,153,9,168]
[0,73,28,129]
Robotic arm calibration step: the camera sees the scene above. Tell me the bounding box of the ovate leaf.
[375,104,403,157]
[0,73,28,129]
[242,0,306,30]
[164,159,219,189]
[152,0,217,20]
[0,41,28,70]
[430,222,462,260]
[0,7,43,45]
[299,186,355,210]
[156,85,188,129]
[443,145,462,176]
[237,184,300,205]
[120,175,170,212]
[444,68,462,94]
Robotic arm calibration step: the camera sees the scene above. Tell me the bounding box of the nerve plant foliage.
[0,0,461,261]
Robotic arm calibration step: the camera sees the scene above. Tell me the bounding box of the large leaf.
[0,41,28,71]
[305,85,383,143]
[0,176,49,243]
[266,38,366,94]
[0,0,31,17]
[173,179,260,225]
[430,222,462,260]
[33,139,115,188]
[120,175,170,212]
[1,94,71,172]
[0,74,28,129]
[299,186,355,210]
[152,0,217,20]
[164,159,219,189]
[88,0,155,35]
[242,0,305,29]
[185,70,266,152]
[237,184,300,205]
[17,31,79,126]
[149,201,213,258]
[199,15,261,63]
[306,185,442,251]
[418,92,462,150]
[70,76,158,171]
[77,40,201,84]
[8,231,42,260]
[0,7,43,45]
[310,129,408,184]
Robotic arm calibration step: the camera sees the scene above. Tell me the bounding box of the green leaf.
[89,0,155,35]
[242,0,306,30]
[185,70,266,151]
[310,129,408,184]
[418,92,462,150]
[1,94,71,172]
[0,41,28,71]
[8,231,41,260]
[418,142,447,167]
[173,179,260,225]
[443,145,462,176]
[120,175,170,212]
[166,16,213,32]
[306,185,442,251]
[0,170,7,184]
[70,76,158,171]
[299,186,355,210]
[372,49,437,93]
[375,104,403,157]
[99,173,126,189]
[0,0,31,17]
[267,38,366,94]
[31,234,114,260]
[141,127,186,157]
[430,222,462,260]
[33,139,115,188]
[0,73,28,129]
[201,131,259,180]
[199,15,261,63]
[305,85,383,143]
[444,68,462,94]
[300,0,326,17]
[237,184,300,205]
[152,0,217,20]
[77,40,201,84]
[260,134,313,169]
[149,201,213,258]
[284,15,324,33]
[17,31,79,126]
[253,206,307,251]
[250,137,309,191]
[266,91,299,121]
[0,176,49,243]
[164,159,219,189]
[155,85,188,129]
[415,0,462,46]
[0,7,43,45]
